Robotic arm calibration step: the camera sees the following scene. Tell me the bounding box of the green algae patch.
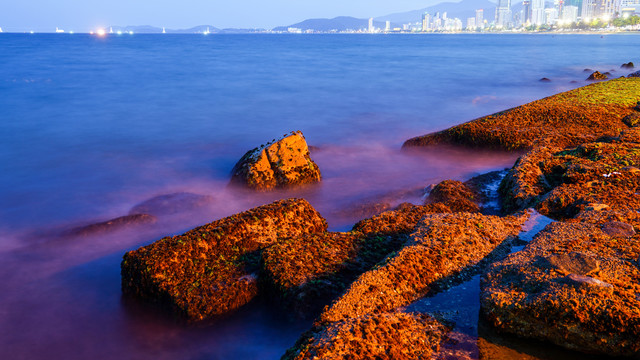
[404,78,640,151]
[121,198,327,322]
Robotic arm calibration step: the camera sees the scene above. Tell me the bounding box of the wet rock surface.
[67,214,157,237]
[121,198,327,322]
[230,131,321,191]
[129,192,214,216]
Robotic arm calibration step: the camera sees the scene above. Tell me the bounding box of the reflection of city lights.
[96,28,106,36]
[117,30,123,35]
[129,31,134,35]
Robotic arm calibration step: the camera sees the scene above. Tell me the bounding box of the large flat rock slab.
[404,78,640,151]
[121,198,327,322]
[481,221,640,356]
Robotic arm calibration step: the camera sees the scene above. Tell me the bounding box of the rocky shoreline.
[121,75,640,358]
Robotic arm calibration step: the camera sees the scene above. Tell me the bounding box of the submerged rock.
[621,62,635,69]
[481,221,640,357]
[282,312,447,360]
[539,77,551,82]
[129,192,214,216]
[230,131,321,191]
[628,70,640,78]
[67,214,156,237]
[121,198,327,322]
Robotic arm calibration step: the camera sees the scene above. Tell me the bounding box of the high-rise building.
[532,0,546,25]
[545,7,559,24]
[563,5,580,21]
[368,18,374,32]
[475,9,485,29]
[495,0,512,27]
[582,0,621,20]
[621,0,640,12]
[467,17,477,29]
[422,13,431,31]
[385,21,391,31]
[523,0,533,24]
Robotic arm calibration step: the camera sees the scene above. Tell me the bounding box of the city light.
[96,28,106,36]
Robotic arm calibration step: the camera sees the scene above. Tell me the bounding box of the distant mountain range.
[273,0,504,31]
[272,17,393,32]
[376,0,498,25]
[108,25,265,34]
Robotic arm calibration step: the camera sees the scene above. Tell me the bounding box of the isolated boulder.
[121,198,327,322]
[230,131,321,191]
[587,71,608,81]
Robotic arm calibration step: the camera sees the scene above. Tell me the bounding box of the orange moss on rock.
[282,312,447,360]
[262,202,454,318]
[426,180,481,212]
[231,131,321,191]
[352,202,452,236]
[481,221,640,356]
[319,212,527,324]
[121,198,327,322]
[404,78,640,151]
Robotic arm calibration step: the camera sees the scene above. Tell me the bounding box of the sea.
[1,33,638,359]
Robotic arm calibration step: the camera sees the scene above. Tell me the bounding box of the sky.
[1,0,450,32]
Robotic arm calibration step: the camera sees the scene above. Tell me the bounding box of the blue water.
[1,33,639,359]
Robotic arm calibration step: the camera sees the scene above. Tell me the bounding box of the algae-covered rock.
[230,131,321,191]
[67,214,157,237]
[587,71,608,81]
[261,231,406,318]
[499,146,559,213]
[319,212,526,324]
[262,202,454,318]
[282,312,447,360]
[121,198,327,322]
[426,179,480,213]
[481,221,640,357]
[403,78,640,151]
[351,202,451,236]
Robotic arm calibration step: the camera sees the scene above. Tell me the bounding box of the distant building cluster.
[491,0,640,29]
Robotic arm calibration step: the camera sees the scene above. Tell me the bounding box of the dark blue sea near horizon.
[1,33,639,359]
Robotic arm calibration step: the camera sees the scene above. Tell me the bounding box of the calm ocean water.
[1,33,639,359]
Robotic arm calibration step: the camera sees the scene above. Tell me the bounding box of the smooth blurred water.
[1,33,639,359]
